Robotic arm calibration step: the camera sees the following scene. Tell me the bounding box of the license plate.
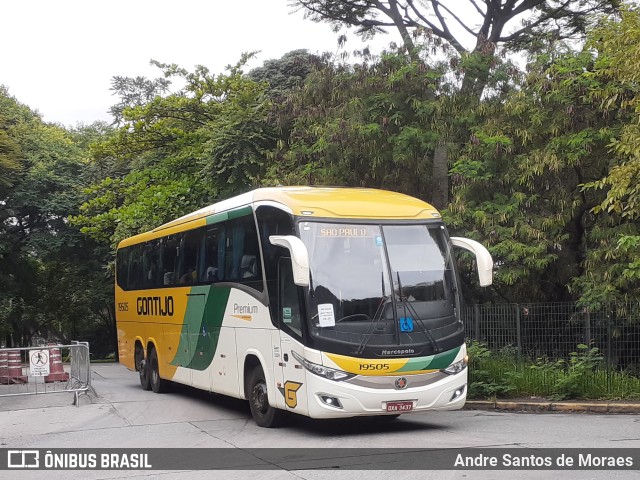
[386,401,413,412]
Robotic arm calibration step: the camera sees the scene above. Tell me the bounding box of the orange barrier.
[6,349,27,384]
[0,350,8,384]
[45,346,69,383]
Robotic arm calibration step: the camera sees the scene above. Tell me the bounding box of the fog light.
[450,384,466,402]
[320,395,343,409]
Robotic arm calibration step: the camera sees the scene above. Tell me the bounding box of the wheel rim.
[251,381,268,415]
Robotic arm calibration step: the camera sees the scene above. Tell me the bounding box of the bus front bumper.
[304,368,468,419]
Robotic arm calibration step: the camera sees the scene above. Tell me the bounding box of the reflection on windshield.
[385,225,448,302]
[299,222,459,350]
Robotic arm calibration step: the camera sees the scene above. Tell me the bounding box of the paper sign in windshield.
[318,303,336,327]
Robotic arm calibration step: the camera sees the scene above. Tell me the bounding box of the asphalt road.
[1,363,638,480]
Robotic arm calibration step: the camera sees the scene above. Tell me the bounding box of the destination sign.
[319,227,369,237]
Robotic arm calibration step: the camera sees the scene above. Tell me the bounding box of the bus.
[115,187,492,427]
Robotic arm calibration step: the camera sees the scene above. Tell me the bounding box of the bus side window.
[116,248,129,290]
[224,215,263,292]
[162,235,179,286]
[143,240,161,289]
[256,205,295,322]
[201,228,220,283]
[278,257,301,337]
[128,245,144,290]
[178,231,200,285]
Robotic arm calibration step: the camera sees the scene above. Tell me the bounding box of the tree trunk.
[432,142,449,209]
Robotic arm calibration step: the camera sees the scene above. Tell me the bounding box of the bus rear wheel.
[248,365,282,428]
[149,347,170,393]
[136,345,151,391]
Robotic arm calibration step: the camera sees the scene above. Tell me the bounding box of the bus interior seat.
[204,266,218,282]
[241,255,257,278]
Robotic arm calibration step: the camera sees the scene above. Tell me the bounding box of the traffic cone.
[7,350,27,384]
[45,345,69,383]
[0,350,8,385]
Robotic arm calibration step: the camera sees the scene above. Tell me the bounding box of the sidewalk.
[465,399,640,414]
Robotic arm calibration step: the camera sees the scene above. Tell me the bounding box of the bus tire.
[247,365,282,428]
[149,347,170,394]
[137,345,151,391]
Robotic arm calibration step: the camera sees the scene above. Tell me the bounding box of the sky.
[1,0,400,127]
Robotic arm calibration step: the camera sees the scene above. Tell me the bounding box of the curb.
[465,400,640,414]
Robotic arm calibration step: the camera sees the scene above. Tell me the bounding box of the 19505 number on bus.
[359,363,390,371]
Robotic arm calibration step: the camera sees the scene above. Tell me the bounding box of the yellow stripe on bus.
[324,352,438,376]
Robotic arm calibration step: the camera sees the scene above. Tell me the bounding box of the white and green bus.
[115,187,492,427]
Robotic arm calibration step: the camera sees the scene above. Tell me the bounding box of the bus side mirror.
[269,235,310,287]
[451,237,493,287]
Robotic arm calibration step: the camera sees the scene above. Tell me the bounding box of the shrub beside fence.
[463,302,640,399]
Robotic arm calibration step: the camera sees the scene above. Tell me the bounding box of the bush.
[466,341,640,400]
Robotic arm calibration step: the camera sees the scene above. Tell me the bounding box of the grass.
[467,341,640,401]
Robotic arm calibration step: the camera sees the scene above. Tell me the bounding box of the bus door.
[276,257,308,415]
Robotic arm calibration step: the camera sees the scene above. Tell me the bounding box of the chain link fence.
[464,302,640,375]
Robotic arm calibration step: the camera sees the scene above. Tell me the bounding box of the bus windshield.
[298,222,460,352]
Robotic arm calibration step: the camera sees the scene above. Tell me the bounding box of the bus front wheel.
[248,365,282,428]
[149,347,170,393]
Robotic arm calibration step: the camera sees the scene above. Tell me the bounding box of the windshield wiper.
[396,272,441,353]
[355,271,389,355]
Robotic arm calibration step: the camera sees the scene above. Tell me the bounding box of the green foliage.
[248,49,322,99]
[266,50,452,199]
[74,56,275,248]
[585,7,640,216]
[0,89,114,349]
[549,345,604,400]
[447,44,640,303]
[0,87,27,193]
[468,341,640,401]
[578,8,640,301]
[467,341,518,398]
[5,7,640,353]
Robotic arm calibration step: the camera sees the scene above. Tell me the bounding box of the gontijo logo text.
[136,296,174,316]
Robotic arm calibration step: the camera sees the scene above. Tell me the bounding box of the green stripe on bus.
[170,286,231,370]
[396,346,461,372]
[187,287,231,370]
[205,212,228,225]
[205,206,252,226]
[227,206,253,219]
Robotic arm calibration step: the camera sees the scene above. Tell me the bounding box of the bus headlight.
[291,351,355,381]
[440,358,467,375]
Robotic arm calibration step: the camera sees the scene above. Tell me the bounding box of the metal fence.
[0,342,92,406]
[464,302,640,375]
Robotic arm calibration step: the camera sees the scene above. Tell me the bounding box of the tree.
[75,56,275,248]
[0,87,24,194]
[292,0,622,207]
[266,51,450,196]
[581,7,640,297]
[0,90,115,348]
[447,41,639,303]
[248,49,324,100]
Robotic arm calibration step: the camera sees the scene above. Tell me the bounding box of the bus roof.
[117,187,441,248]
